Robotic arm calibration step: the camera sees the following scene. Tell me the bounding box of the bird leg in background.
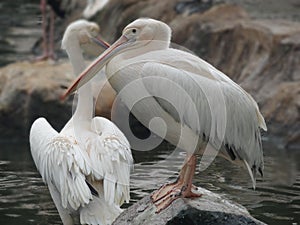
[34,0,56,61]
[48,8,56,60]
[151,155,202,213]
[34,0,49,61]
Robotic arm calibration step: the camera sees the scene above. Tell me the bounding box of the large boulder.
[113,188,265,225]
[0,61,74,140]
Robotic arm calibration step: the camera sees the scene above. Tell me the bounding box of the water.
[0,0,40,66]
[0,141,299,225]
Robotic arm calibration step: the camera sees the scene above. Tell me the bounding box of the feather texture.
[107,46,265,187]
[30,118,92,210]
[30,116,132,224]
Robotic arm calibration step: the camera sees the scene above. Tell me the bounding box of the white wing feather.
[30,117,93,210]
[109,48,265,187]
[30,116,131,224]
[138,49,265,184]
[86,117,133,205]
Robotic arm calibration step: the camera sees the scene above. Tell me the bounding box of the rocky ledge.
[113,187,265,225]
[0,61,73,139]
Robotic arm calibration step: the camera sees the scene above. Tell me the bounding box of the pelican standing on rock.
[62,18,267,213]
[30,20,133,224]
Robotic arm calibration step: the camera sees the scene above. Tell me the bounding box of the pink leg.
[151,157,188,201]
[151,155,202,213]
[48,8,56,60]
[34,0,53,61]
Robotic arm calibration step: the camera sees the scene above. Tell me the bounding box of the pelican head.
[121,18,172,50]
[62,18,172,99]
[62,19,109,56]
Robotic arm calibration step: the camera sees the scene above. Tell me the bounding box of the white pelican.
[62,18,267,213]
[30,19,133,224]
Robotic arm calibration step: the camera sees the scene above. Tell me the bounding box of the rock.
[0,61,74,139]
[113,188,265,225]
[262,81,300,149]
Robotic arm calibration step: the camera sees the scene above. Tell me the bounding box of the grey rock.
[113,187,265,225]
[0,61,74,140]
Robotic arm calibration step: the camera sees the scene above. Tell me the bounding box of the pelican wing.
[29,117,93,210]
[146,60,264,185]
[115,48,265,186]
[86,117,133,206]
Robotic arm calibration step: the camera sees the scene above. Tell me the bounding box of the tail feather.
[244,160,256,189]
[80,196,122,225]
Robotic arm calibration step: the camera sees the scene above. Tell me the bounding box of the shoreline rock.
[113,188,265,225]
[0,61,73,140]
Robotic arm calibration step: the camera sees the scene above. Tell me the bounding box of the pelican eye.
[132,29,137,33]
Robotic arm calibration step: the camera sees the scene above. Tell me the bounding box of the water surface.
[0,141,299,225]
[0,0,40,66]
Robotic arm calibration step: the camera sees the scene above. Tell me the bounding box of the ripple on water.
[0,140,300,225]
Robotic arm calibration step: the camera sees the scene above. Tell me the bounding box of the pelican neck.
[65,42,93,123]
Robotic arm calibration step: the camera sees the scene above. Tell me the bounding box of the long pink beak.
[61,35,129,100]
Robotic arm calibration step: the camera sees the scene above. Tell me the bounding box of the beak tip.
[60,94,66,102]
[93,36,110,49]
[104,41,110,48]
[60,91,70,101]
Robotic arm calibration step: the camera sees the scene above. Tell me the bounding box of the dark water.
[0,141,299,225]
[0,0,40,66]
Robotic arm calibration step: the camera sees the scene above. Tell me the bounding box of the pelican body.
[63,18,267,213]
[30,20,133,224]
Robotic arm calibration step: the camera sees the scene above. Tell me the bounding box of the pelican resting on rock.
[62,18,267,213]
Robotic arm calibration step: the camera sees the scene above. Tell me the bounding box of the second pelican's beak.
[61,35,129,100]
[83,35,110,57]
[91,35,110,49]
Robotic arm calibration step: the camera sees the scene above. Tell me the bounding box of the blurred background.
[0,0,299,224]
